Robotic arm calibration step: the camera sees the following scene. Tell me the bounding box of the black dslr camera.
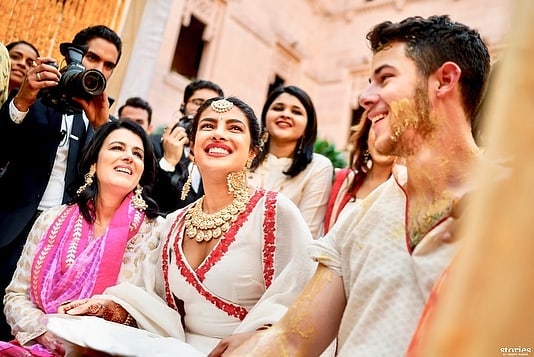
[172,114,194,136]
[40,42,106,114]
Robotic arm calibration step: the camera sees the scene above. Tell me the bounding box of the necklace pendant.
[212,227,222,238]
[196,230,205,242]
[186,226,197,238]
[204,230,213,241]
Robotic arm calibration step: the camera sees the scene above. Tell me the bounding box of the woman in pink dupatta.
[1,119,163,356]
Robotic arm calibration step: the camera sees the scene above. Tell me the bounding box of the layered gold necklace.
[184,188,248,242]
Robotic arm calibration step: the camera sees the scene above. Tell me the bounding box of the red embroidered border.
[162,188,269,320]
[262,191,277,288]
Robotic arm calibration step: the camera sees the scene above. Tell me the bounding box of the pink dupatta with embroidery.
[29,192,144,313]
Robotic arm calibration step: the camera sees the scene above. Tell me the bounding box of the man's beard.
[385,81,436,157]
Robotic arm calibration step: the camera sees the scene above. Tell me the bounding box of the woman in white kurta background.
[247,85,333,238]
[62,97,317,355]
[323,117,394,235]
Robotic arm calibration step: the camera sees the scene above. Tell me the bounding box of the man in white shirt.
[210,15,491,357]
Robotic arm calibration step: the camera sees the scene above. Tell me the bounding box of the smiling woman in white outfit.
[247,85,333,238]
[58,97,317,356]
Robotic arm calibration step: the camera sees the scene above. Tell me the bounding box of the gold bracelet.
[123,313,137,327]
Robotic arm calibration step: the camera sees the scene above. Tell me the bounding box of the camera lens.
[39,43,108,114]
[81,69,106,95]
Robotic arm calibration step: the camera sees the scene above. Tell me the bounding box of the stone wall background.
[1,0,513,150]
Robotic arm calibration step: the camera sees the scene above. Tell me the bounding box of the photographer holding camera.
[0,25,122,341]
[151,79,224,215]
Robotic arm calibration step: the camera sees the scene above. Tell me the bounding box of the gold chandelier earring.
[226,164,249,194]
[132,184,148,211]
[76,166,95,196]
[181,159,195,201]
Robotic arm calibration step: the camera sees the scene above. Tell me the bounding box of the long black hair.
[69,119,159,222]
[250,85,317,177]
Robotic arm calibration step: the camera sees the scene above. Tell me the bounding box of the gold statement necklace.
[184,189,248,242]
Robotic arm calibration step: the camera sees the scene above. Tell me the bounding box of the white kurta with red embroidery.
[160,187,316,354]
[309,165,461,356]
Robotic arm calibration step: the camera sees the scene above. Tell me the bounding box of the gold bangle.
[123,313,137,327]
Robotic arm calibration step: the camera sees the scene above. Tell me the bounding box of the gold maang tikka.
[211,98,233,113]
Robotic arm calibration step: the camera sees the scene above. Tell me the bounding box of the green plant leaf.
[314,138,347,168]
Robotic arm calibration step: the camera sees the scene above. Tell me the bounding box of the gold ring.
[37,72,41,81]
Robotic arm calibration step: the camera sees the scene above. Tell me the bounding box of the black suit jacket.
[150,134,203,216]
[0,96,89,247]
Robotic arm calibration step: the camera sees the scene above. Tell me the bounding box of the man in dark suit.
[150,79,224,215]
[0,25,122,340]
